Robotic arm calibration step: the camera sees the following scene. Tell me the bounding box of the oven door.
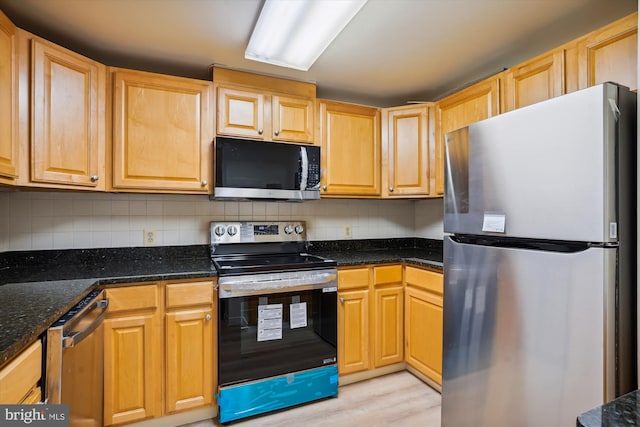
[218,269,337,386]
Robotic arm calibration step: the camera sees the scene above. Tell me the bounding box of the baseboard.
[406,365,441,393]
[123,406,217,427]
[338,363,406,386]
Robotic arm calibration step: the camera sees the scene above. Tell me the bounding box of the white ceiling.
[0,0,636,106]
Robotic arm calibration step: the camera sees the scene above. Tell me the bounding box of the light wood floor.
[183,371,441,427]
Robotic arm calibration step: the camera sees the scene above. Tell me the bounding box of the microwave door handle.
[62,299,109,348]
[300,147,308,191]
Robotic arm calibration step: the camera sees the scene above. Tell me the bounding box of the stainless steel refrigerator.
[442,82,637,427]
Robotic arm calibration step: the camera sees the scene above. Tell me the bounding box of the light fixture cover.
[245,0,368,71]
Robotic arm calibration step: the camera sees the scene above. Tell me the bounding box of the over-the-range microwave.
[211,137,321,201]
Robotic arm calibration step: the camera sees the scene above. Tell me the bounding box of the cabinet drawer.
[405,266,443,295]
[21,387,41,404]
[0,340,42,403]
[373,265,402,285]
[166,281,214,309]
[106,284,159,313]
[338,267,370,290]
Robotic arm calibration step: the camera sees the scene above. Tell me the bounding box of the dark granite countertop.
[577,390,640,426]
[0,238,442,369]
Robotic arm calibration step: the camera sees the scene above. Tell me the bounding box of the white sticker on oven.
[290,302,307,329]
[257,303,283,342]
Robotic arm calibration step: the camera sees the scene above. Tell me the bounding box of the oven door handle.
[218,270,337,298]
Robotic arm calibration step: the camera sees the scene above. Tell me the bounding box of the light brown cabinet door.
[578,12,637,92]
[373,285,404,367]
[103,313,161,425]
[272,95,314,143]
[382,105,430,197]
[0,11,17,181]
[504,49,565,112]
[405,286,442,385]
[319,100,380,196]
[165,307,214,413]
[112,69,213,193]
[338,289,370,375]
[435,75,501,194]
[31,39,105,188]
[217,86,265,139]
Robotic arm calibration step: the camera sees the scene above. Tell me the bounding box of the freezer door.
[444,83,636,243]
[442,236,626,427]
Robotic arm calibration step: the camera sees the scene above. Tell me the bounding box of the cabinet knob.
[340,297,345,303]
[389,186,394,192]
[90,175,99,182]
[205,314,211,321]
[201,180,208,186]
[322,185,327,191]
[258,128,263,135]
[274,130,280,136]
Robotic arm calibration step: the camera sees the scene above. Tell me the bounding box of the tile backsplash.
[0,192,443,252]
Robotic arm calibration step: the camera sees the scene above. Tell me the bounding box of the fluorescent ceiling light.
[245,0,368,71]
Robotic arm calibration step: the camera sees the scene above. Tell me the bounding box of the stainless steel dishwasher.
[46,289,108,427]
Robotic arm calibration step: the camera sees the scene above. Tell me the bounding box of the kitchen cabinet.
[434,74,502,194]
[0,10,18,184]
[372,265,404,367]
[381,104,431,197]
[104,284,162,425]
[165,280,215,414]
[338,267,370,375]
[217,86,315,144]
[578,12,637,92]
[0,340,41,403]
[111,68,213,193]
[214,66,316,144]
[29,36,106,189]
[404,266,443,386]
[503,48,565,112]
[318,100,381,197]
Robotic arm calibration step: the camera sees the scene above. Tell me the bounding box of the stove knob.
[284,224,293,235]
[227,225,238,236]
[294,225,304,235]
[214,225,226,237]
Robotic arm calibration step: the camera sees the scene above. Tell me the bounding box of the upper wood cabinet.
[111,68,213,193]
[214,66,316,144]
[435,75,502,194]
[318,100,381,197]
[0,10,18,183]
[217,86,314,144]
[30,38,106,189]
[578,12,637,92]
[381,104,431,197]
[503,49,565,112]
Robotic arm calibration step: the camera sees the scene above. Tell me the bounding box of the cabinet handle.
[389,186,394,192]
[90,175,99,182]
[340,297,345,303]
[258,128,263,135]
[205,314,211,321]
[274,130,280,136]
[322,185,327,191]
[201,180,208,186]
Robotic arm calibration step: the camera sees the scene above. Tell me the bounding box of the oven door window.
[219,289,337,386]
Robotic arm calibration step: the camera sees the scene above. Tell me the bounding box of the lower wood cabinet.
[104,279,216,426]
[404,266,443,386]
[337,268,370,375]
[0,340,42,404]
[372,265,404,367]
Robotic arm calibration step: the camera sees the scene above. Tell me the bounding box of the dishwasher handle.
[62,299,109,348]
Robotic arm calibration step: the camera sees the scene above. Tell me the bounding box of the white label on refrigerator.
[482,213,506,233]
[257,303,283,342]
[609,222,618,239]
[290,302,308,329]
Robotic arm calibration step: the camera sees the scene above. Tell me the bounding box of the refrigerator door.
[444,83,635,243]
[442,236,620,427]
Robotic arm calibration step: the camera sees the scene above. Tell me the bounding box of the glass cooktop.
[213,253,336,276]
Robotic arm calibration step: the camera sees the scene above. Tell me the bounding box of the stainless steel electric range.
[211,221,338,424]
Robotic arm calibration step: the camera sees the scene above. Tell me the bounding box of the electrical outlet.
[344,225,352,239]
[143,229,157,246]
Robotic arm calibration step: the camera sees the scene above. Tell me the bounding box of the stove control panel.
[210,221,307,244]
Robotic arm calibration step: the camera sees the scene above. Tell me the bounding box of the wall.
[0,191,430,252]
[414,199,445,239]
